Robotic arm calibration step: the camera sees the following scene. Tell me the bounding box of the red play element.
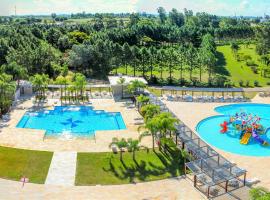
[220,121,228,133]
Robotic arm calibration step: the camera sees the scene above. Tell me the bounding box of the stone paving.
[45,152,77,186]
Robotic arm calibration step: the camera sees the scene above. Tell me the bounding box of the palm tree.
[55,75,69,102]
[127,80,146,95]
[127,138,147,160]
[117,77,126,99]
[30,74,49,99]
[74,73,87,101]
[109,137,128,161]
[156,112,179,138]
[139,116,160,150]
[140,104,160,122]
[136,94,150,110]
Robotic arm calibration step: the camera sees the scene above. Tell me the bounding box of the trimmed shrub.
[254,80,260,87]
[239,80,244,87]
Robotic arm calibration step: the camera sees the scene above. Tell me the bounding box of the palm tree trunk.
[200,65,202,82]
[133,151,135,160]
[120,150,123,161]
[152,134,155,150]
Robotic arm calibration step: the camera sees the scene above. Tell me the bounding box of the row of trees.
[0,73,16,117]
[30,72,87,102]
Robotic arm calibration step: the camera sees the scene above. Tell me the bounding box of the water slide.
[252,129,268,146]
[240,132,251,145]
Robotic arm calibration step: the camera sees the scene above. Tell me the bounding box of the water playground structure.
[220,112,269,146]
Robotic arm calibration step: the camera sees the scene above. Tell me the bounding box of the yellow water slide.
[240,132,251,145]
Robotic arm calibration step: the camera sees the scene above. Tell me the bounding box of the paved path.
[0,177,204,200]
[45,152,77,186]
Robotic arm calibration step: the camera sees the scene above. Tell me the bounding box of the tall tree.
[157,7,167,24]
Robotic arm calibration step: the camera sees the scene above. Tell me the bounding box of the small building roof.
[108,76,148,86]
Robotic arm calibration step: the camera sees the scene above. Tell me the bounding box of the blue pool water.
[17,106,126,138]
[196,103,270,157]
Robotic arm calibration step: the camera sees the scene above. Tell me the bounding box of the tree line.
[0,7,269,87]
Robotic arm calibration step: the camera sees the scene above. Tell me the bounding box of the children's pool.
[17,106,126,139]
[196,103,270,157]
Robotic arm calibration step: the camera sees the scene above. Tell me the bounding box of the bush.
[239,80,244,87]
[211,75,228,87]
[191,77,199,86]
[251,65,258,74]
[246,81,250,87]
[246,59,256,66]
[266,81,270,86]
[254,80,259,87]
[243,55,252,61]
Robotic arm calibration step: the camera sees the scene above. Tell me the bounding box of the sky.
[0,0,269,17]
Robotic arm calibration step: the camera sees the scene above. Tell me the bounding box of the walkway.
[0,177,204,200]
[45,152,77,186]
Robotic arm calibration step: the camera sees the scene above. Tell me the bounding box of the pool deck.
[164,94,270,190]
[0,97,152,152]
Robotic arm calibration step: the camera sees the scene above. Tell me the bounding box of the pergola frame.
[146,90,247,199]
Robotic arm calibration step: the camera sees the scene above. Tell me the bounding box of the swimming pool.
[17,106,126,139]
[196,103,270,157]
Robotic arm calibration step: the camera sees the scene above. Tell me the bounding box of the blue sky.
[1,0,269,16]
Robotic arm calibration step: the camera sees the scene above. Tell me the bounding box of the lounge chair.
[228,179,240,187]
[245,177,260,186]
[134,119,144,125]
[210,187,220,196]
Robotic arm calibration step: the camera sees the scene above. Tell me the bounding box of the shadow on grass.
[103,148,184,183]
[214,51,230,76]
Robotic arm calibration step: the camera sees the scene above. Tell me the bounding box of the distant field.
[65,17,130,24]
[113,44,269,87]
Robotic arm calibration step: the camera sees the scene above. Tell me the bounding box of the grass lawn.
[0,146,53,184]
[76,147,184,185]
[217,44,270,87]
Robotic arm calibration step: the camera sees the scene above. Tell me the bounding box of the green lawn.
[76,147,184,185]
[0,146,53,184]
[217,44,270,87]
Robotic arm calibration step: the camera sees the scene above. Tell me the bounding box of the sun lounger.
[245,177,260,186]
[228,179,240,187]
[134,120,144,125]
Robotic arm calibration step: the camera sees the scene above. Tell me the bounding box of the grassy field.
[0,146,53,184]
[76,147,184,185]
[217,44,269,87]
[113,44,269,87]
